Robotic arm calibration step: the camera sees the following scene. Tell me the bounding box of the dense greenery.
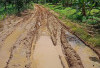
[0,0,34,19]
[34,0,100,25]
[44,4,100,24]
[34,0,100,16]
[0,0,34,14]
[0,0,100,17]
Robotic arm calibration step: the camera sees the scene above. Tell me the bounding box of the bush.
[88,38,100,46]
[87,19,97,24]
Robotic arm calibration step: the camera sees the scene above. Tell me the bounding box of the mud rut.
[0,5,100,68]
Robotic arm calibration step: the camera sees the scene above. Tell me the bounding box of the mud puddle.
[33,35,65,68]
[66,31,100,68]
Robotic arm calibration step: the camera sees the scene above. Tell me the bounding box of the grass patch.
[44,3,100,25]
[0,4,17,20]
[64,19,100,47]
[0,3,34,20]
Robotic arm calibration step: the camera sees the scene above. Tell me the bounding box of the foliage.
[0,0,99,15]
[0,0,34,13]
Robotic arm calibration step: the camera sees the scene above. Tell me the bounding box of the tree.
[61,0,67,7]
[52,0,59,4]
[39,0,46,4]
[88,0,96,15]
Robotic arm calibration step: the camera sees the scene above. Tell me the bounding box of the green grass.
[44,3,100,25]
[64,19,100,47]
[0,4,17,20]
[44,3,100,47]
[0,3,34,20]
[0,5,13,20]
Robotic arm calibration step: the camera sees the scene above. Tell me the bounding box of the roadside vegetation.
[0,0,34,31]
[0,0,34,20]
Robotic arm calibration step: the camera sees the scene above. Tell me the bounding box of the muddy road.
[0,5,100,68]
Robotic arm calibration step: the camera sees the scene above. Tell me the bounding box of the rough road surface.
[0,5,100,68]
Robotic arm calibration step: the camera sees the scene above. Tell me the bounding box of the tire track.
[4,5,42,68]
[0,4,100,68]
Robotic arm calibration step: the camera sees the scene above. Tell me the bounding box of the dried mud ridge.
[0,4,100,68]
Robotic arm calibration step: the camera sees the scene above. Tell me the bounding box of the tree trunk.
[82,3,86,16]
[37,0,38,3]
[4,1,7,10]
[67,0,69,6]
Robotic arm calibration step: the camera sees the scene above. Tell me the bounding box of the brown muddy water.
[33,36,65,68]
[66,31,100,68]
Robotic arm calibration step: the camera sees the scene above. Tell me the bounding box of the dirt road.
[0,5,100,68]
